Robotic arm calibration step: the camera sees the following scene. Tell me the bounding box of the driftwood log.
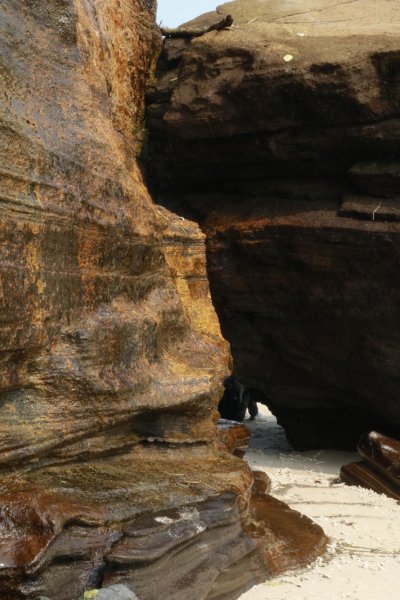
[160,15,233,39]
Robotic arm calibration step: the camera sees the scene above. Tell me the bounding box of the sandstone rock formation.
[0,1,327,598]
[147,0,400,449]
[341,431,400,500]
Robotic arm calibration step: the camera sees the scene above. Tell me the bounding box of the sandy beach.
[239,405,400,600]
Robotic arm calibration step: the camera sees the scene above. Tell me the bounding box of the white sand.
[239,405,400,600]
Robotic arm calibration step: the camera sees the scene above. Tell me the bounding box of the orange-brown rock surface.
[0,1,327,598]
[147,0,400,450]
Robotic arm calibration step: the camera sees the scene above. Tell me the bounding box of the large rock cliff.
[147,0,400,449]
[0,1,326,598]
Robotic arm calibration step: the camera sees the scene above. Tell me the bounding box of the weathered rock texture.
[0,1,327,598]
[147,0,400,449]
[341,431,400,500]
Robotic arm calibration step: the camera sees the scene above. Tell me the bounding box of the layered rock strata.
[341,431,400,500]
[0,1,326,598]
[147,0,400,449]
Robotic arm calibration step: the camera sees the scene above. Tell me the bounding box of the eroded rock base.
[0,439,327,600]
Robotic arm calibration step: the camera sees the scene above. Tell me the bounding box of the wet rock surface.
[341,431,400,500]
[147,0,400,449]
[0,1,327,598]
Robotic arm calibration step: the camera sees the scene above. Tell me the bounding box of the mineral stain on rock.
[0,1,327,599]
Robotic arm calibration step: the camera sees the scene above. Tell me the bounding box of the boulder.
[83,585,139,600]
[218,419,251,458]
[341,461,400,500]
[341,431,400,500]
[147,0,400,449]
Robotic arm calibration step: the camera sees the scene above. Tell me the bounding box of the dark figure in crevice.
[218,375,258,422]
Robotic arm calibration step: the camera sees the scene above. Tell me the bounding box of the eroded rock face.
[0,1,327,598]
[147,0,400,449]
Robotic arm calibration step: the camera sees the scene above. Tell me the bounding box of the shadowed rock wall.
[0,1,327,598]
[147,0,400,449]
